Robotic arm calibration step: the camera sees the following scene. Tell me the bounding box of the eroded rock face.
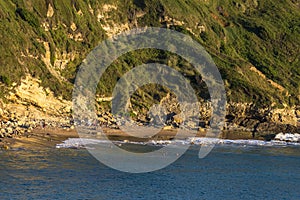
[96,4,130,38]
[0,82,299,140]
[150,94,299,133]
[226,103,298,129]
[266,108,298,126]
[7,74,72,116]
[0,74,72,139]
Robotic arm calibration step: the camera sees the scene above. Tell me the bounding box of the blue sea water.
[0,143,299,200]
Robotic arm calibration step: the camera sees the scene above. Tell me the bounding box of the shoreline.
[0,100,299,150]
[0,126,294,150]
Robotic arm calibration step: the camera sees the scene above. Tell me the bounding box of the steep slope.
[0,0,299,108]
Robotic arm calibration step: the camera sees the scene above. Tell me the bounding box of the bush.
[0,75,11,86]
[16,8,39,29]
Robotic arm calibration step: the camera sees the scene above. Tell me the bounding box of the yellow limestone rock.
[47,4,54,18]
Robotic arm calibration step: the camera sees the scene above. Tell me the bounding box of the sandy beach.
[0,126,210,149]
[1,125,267,150]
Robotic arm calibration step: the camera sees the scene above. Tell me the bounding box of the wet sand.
[0,128,78,150]
[0,127,208,150]
[0,126,261,150]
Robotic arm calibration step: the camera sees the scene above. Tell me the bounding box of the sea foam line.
[56,137,300,149]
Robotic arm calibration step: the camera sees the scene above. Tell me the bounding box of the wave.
[56,137,300,149]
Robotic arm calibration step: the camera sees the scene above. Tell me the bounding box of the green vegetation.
[0,0,298,109]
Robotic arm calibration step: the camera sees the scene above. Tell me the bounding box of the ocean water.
[1,140,299,200]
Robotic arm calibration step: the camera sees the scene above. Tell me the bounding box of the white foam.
[56,137,300,149]
[187,137,299,146]
[56,138,111,149]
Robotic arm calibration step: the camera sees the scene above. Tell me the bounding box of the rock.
[6,127,13,134]
[70,22,77,31]
[267,108,297,126]
[98,117,106,123]
[275,133,300,142]
[63,106,72,113]
[4,133,12,138]
[186,121,198,129]
[296,110,300,118]
[275,132,284,140]
[17,121,24,126]
[163,125,173,130]
[173,115,183,124]
[19,129,25,134]
[239,118,260,129]
[10,113,15,119]
[47,4,54,18]
[96,132,102,136]
[198,127,206,132]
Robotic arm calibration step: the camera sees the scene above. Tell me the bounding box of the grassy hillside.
[0,0,299,108]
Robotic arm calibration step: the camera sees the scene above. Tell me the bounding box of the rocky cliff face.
[125,93,299,137]
[0,74,72,139]
[225,103,299,135]
[8,74,71,115]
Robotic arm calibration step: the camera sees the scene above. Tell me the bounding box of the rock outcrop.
[136,94,299,137]
[8,74,71,116]
[274,133,300,142]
